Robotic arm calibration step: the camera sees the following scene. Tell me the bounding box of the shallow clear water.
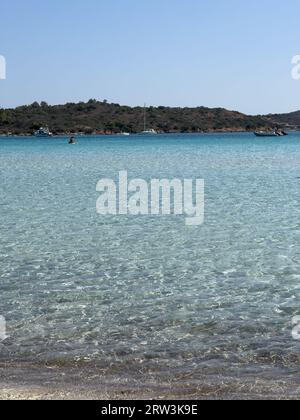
[0,133,300,395]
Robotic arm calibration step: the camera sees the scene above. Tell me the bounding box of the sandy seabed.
[0,362,299,400]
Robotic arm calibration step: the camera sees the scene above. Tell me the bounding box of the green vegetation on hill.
[0,99,295,135]
[264,111,300,128]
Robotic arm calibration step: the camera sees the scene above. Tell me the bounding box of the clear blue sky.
[0,0,299,114]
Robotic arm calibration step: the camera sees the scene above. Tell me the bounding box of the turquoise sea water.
[0,133,300,396]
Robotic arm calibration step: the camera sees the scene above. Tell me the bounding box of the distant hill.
[0,100,298,135]
[264,111,300,129]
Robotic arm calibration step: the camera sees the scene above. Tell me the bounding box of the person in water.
[68,136,76,144]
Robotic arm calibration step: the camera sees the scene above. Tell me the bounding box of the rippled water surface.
[1,133,300,396]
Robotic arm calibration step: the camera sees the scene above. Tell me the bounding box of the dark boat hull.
[254,132,278,137]
[254,130,288,137]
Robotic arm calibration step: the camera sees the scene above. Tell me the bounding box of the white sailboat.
[140,104,157,135]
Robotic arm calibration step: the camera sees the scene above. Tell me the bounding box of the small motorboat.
[254,128,288,137]
[254,131,278,137]
[34,127,53,137]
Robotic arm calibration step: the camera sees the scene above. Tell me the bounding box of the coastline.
[0,362,299,400]
[0,129,255,137]
[0,129,298,138]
